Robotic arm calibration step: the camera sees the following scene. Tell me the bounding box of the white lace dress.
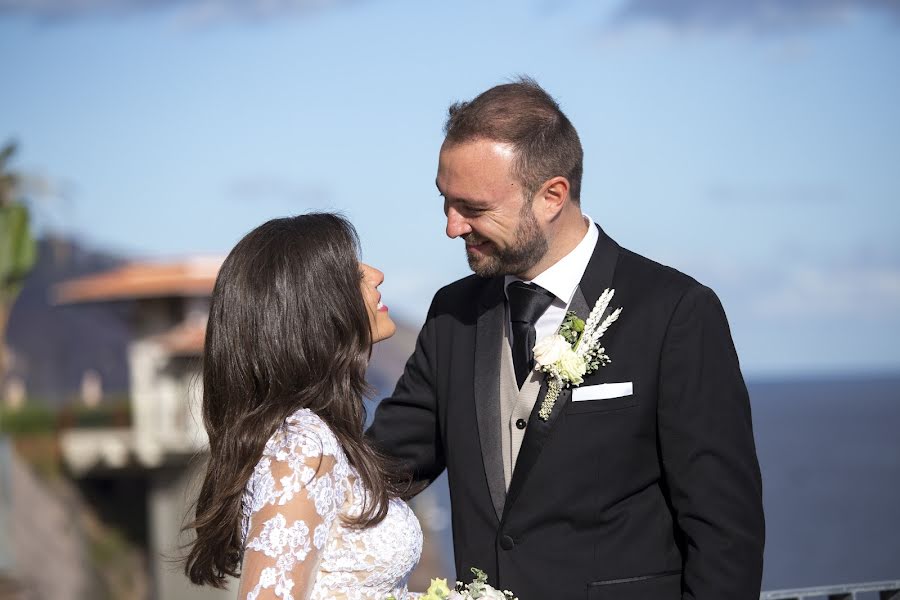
[238,408,423,600]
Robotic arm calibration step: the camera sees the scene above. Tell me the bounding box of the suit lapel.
[474,277,507,521]
[577,224,621,316]
[503,224,620,518]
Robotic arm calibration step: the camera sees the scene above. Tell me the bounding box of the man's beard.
[465,206,548,278]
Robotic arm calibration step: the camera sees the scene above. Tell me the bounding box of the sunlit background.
[1,1,898,598]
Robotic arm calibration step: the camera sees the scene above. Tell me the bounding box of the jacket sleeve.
[656,284,765,599]
[367,298,446,487]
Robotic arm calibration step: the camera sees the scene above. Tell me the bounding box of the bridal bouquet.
[391,568,518,600]
[424,568,517,600]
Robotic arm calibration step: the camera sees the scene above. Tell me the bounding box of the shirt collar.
[504,215,599,305]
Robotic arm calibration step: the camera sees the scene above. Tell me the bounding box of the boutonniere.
[532,288,623,420]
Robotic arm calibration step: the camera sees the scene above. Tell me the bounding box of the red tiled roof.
[54,257,223,304]
[154,318,207,356]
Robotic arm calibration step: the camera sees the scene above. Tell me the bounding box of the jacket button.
[500,535,515,550]
[515,419,527,430]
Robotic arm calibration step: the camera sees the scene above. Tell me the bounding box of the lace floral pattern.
[239,408,423,600]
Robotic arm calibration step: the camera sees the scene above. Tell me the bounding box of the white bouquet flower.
[397,568,518,600]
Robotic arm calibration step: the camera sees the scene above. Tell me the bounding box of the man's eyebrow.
[446,195,483,206]
[436,182,488,207]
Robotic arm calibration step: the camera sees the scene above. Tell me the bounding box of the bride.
[184,213,423,599]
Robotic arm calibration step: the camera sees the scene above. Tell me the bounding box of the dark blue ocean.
[373,373,900,591]
[750,374,900,590]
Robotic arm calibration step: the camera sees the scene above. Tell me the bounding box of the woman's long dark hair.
[184,213,409,588]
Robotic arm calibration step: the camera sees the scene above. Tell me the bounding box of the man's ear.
[536,176,570,219]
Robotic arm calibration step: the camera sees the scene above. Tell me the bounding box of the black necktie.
[506,281,556,389]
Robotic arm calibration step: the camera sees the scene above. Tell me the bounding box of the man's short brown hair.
[443,76,583,203]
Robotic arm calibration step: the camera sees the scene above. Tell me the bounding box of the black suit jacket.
[368,226,765,599]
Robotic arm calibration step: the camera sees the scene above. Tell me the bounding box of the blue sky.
[2,0,899,376]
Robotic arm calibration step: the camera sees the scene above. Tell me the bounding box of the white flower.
[532,290,623,421]
[532,334,570,367]
[557,348,587,385]
[430,567,519,600]
[478,588,509,600]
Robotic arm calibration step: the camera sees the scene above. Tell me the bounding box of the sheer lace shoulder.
[239,410,346,600]
[239,408,422,600]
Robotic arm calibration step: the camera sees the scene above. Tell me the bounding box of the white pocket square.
[572,382,633,402]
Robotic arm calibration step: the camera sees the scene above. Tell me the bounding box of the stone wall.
[0,436,89,600]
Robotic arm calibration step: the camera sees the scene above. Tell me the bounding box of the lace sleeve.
[237,427,341,600]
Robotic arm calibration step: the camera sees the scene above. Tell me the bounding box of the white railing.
[762,580,900,599]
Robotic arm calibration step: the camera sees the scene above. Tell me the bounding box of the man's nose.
[445,207,472,239]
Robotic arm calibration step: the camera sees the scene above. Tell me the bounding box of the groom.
[369,78,765,599]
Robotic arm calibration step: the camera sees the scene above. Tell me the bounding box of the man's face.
[436,139,548,278]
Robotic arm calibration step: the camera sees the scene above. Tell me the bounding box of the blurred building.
[55,258,217,475]
[55,257,229,600]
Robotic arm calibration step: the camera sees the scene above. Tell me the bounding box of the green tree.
[0,140,38,379]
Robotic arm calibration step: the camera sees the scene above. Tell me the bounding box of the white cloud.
[674,247,900,373]
[0,0,360,24]
[751,264,900,319]
[679,244,900,322]
[610,0,900,36]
